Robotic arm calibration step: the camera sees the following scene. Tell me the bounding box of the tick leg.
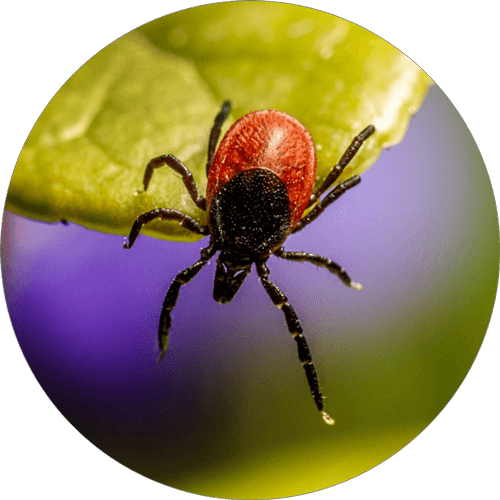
[158,243,217,360]
[256,260,334,425]
[275,247,362,290]
[123,208,209,249]
[206,100,232,175]
[308,125,375,208]
[141,154,207,211]
[293,175,361,233]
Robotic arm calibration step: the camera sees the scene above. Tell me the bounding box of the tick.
[124,101,375,425]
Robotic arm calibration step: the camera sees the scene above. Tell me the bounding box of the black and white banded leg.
[141,154,207,211]
[123,208,209,249]
[275,247,362,290]
[158,243,217,360]
[293,125,374,232]
[206,100,231,175]
[293,175,361,233]
[256,260,334,425]
[307,124,375,208]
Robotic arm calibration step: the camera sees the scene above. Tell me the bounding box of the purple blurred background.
[1,85,498,495]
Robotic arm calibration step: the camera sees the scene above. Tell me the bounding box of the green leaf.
[7,3,432,241]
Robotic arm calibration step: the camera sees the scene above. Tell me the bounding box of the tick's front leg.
[158,243,217,360]
[256,260,334,426]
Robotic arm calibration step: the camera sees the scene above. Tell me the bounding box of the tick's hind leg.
[295,125,374,233]
[206,100,231,175]
[256,260,334,425]
[307,125,375,208]
[123,208,209,249]
[275,247,362,290]
[293,175,361,233]
[158,243,217,360]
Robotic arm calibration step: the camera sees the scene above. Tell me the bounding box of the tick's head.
[213,250,252,304]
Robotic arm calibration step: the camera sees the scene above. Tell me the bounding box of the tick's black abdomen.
[209,168,291,259]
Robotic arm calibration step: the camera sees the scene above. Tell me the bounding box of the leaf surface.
[7,3,432,241]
